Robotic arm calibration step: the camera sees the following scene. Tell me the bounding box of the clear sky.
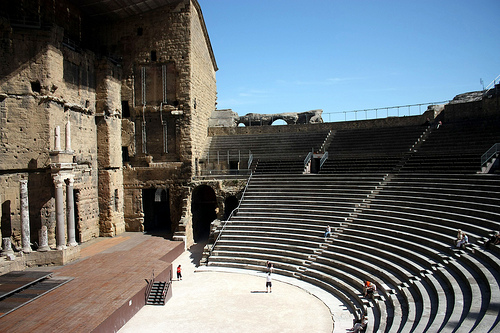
[200,0,500,122]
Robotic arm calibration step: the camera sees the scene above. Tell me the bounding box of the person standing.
[177,264,182,281]
[266,273,272,293]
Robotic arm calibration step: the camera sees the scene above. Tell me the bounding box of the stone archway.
[191,185,217,242]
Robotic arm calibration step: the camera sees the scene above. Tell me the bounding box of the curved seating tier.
[207,172,500,332]
[400,117,500,173]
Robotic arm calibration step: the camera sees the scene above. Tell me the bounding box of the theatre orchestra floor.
[0,233,352,332]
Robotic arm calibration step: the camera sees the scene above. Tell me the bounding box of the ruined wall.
[189,2,218,174]
[99,0,191,164]
[96,60,125,237]
[0,12,100,247]
[122,164,186,233]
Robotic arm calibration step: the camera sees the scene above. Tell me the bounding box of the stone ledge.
[0,246,80,275]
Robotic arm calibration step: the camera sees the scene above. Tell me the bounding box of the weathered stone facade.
[0,0,219,266]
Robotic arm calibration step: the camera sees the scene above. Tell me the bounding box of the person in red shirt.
[177,265,182,281]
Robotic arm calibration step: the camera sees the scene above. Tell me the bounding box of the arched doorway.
[191,185,217,242]
[224,196,239,219]
[143,188,171,234]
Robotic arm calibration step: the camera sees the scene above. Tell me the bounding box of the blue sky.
[200,0,500,122]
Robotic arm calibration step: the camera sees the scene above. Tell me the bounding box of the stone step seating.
[208,172,500,331]
[253,160,305,174]
[336,225,490,332]
[401,118,500,173]
[205,130,330,162]
[326,125,425,156]
[332,232,447,332]
[320,124,425,174]
[346,210,500,332]
[400,154,481,173]
[320,156,402,174]
[377,174,500,238]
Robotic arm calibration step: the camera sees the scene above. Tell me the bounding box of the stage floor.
[0,233,183,332]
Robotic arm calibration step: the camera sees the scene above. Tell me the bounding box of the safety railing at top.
[481,143,500,166]
[209,172,253,256]
[482,74,500,97]
[207,150,251,165]
[323,101,450,123]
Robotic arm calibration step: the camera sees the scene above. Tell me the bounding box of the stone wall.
[0,0,219,255]
[189,2,218,173]
[0,17,101,249]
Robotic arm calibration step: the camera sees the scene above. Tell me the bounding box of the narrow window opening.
[31,80,41,93]
[122,147,130,162]
[122,101,130,118]
[151,50,157,62]
[137,27,143,36]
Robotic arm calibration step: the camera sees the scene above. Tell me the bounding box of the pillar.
[38,225,50,252]
[54,126,61,151]
[65,121,71,151]
[66,177,77,246]
[54,176,66,250]
[20,179,32,253]
[2,238,14,256]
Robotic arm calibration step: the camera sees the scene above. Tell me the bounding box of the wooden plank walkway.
[0,233,183,332]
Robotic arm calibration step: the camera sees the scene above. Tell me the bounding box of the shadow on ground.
[188,240,207,267]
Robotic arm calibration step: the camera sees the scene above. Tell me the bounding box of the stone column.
[65,121,71,151]
[54,176,66,250]
[38,225,50,252]
[66,177,77,246]
[20,180,32,253]
[54,126,61,151]
[2,238,14,256]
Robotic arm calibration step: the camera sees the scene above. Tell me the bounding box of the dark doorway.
[224,196,239,219]
[1,200,12,237]
[143,188,172,234]
[191,185,217,242]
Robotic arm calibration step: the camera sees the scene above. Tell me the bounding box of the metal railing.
[320,151,329,169]
[481,143,500,166]
[323,101,450,122]
[304,150,313,169]
[248,150,253,169]
[209,172,253,256]
[482,74,500,97]
[207,150,251,164]
[145,269,155,303]
[196,169,252,178]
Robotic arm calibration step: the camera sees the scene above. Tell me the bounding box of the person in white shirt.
[266,273,272,293]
